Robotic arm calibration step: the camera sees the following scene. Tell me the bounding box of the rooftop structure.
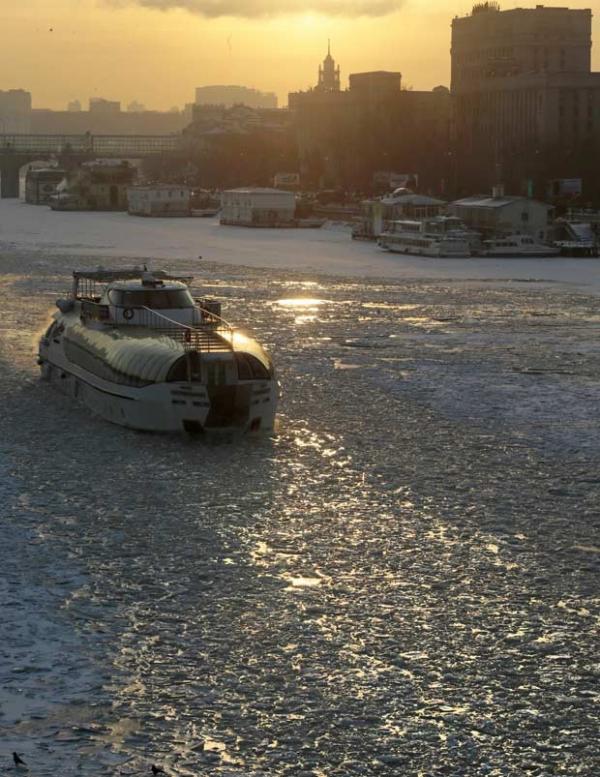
[317,41,341,93]
[349,72,402,99]
[195,85,277,109]
[89,98,121,114]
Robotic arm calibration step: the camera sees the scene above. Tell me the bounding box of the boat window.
[235,353,271,381]
[112,289,194,309]
[167,356,189,382]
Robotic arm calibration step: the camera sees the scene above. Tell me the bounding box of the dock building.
[127,185,191,217]
[220,187,296,226]
[449,190,554,241]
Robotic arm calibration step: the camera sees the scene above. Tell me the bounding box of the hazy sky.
[1,0,598,110]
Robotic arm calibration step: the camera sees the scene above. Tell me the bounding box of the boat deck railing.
[78,299,235,353]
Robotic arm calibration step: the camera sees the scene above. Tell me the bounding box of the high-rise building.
[288,51,450,191]
[0,89,32,133]
[451,3,600,195]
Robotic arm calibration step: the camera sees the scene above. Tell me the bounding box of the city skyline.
[1,0,599,110]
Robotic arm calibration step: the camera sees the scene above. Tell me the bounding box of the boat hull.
[482,249,561,258]
[39,344,277,435]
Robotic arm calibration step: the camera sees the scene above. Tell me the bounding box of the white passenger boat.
[377,218,472,257]
[38,269,277,434]
[481,235,560,257]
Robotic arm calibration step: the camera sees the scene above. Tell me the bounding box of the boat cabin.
[69,269,220,328]
[100,278,198,326]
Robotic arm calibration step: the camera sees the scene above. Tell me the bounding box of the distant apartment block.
[89,98,121,114]
[0,89,32,133]
[185,103,291,136]
[30,108,188,136]
[195,85,277,109]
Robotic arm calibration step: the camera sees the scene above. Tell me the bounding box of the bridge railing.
[0,133,181,155]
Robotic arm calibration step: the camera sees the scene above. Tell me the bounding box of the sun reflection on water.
[275,298,326,308]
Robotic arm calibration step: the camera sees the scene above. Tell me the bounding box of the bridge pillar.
[0,156,24,198]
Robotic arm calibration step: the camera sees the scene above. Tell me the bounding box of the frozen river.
[1,203,599,776]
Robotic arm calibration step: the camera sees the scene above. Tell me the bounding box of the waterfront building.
[128,185,191,217]
[356,191,447,238]
[220,187,296,226]
[50,160,137,211]
[451,3,600,197]
[449,189,554,240]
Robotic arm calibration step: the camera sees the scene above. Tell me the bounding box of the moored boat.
[38,268,277,434]
[481,234,560,257]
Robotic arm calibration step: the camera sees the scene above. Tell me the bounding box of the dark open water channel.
[1,250,599,776]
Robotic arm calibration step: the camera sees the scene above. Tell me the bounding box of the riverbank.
[1,199,600,290]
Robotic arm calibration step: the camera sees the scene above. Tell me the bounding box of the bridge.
[0,133,183,197]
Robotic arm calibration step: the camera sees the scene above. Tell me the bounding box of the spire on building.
[317,42,340,93]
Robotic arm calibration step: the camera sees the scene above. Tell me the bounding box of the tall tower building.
[317,42,340,93]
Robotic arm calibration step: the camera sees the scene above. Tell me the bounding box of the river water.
[1,247,599,776]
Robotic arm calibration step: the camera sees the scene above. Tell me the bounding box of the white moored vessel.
[38,269,277,434]
[377,218,473,258]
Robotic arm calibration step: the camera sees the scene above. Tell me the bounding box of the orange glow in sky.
[1,0,598,109]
